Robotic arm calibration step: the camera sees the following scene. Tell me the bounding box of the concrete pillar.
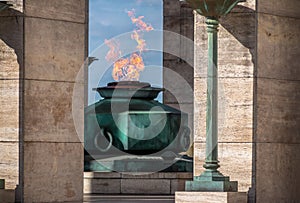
[163,0,194,155]
[21,1,88,202]
[255,0,300,202]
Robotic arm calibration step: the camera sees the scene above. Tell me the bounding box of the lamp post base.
[185,173,238,192]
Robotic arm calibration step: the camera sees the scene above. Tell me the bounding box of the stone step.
[84,172,193,195]
[0,189,15,203]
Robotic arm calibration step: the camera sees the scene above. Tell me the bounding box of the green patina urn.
[84,81,191,158]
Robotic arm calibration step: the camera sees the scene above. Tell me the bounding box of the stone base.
[0,189,15,203]
[175,192,247,203]
[0,179,4,189]
[84,172,192,194]
[185,179,238,192]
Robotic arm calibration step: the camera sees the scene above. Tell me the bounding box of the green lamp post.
[180,0,245,191]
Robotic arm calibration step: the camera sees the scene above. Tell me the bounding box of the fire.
[105,9,153,81]
[112,53,144,81]
[128,10,154,32]
[104,39,121,62]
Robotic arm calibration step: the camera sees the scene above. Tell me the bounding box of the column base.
[175,192,247,203]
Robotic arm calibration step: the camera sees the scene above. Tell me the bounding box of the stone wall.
[0,0,23,190]
[193,0,255,193]
[255,0,300,202]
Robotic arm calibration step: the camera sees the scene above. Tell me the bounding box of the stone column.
[21,1,88,202]
[163,0,194,158]
[0,0,23,191]
[255,0,300,202]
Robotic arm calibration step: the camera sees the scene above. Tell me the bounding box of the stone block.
[194,143,252,192]
[23,142,83,202]
[257,13,300,81]
[256,143,300,202]
[194,78,253,143]
[0,143,18,190]
[0,16,23,79]
[23,80,84,142]
[171,179,186,194]
[84,172,121,179]
[256,78,300,143]
[25,0,87,23]
[24,17,85,82]
[258,0,300,18]
[0,80,19,142]
[84,178,120,194]
[0,189,15,203]
[121,179,170,194]
[175,192,247,203]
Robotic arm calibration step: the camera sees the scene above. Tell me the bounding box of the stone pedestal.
[175,192,247,203]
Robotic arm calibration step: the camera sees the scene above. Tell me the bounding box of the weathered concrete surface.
[257,0,300,19]
[256,143,300,202]
[25,0,86,23]
[175,192,247,203]
[23,142,84,202]
[24,17,86,82]
[84,179,121,194]
[257,13,300,81]
[0,189,15,203]
[255,1,300,201]
[20,0,88,201]
[256,78,300,143]
[23,80,84,143]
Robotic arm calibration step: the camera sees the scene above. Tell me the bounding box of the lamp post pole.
[205,16,219,176]
[180,0,245,192]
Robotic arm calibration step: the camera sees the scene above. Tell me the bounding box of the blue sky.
[88,0,163,104]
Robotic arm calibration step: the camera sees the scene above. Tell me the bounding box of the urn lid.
[93,81,164,100]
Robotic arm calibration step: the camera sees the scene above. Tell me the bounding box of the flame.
[105,39,121,62]
[105,9,153,82]
[131,30,146,52]
[112,53,144,81]
[128,10,154,32]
